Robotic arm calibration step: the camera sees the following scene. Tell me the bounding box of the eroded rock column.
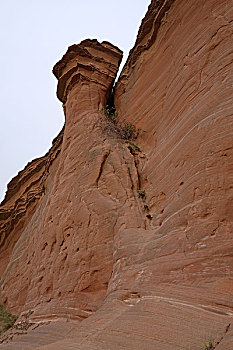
[0,40,125,321]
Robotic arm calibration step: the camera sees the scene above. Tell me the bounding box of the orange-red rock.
[0,129,63,280]
[1,0,233,349]
[0,39,123,322]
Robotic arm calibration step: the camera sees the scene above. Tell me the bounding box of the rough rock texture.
[0,129,63,278]
[1,0,233,349]
[0,39,123,322]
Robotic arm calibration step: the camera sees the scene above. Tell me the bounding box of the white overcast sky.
[0,0,151,202]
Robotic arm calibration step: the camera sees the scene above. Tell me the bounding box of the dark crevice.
[133,158,142,190]
[126,166,134,191]
[215,323,231,348]
[60,239,65,247]
[106,86,117,115]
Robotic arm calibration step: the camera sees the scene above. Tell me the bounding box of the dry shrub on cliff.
[101,107,140,141]
[203,338,216,350]
[103,107,118,123]
[0,304,17,335]
[120,122,140,140]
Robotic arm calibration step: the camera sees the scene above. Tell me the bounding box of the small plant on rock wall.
[204,339,216,350]
[102,107,140,141]
[0,304,18,335]
[103,106,118,124]
[138,189,146,201]
[121,122,140,140]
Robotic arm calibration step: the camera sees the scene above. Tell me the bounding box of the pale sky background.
[0,0,151,202]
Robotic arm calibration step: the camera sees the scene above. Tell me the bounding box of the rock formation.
[0,39,123,322]
[0,129,63,279]
[0,0,233,349]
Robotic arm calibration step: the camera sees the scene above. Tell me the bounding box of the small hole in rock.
[42,242,48,251]
[128,145,134,155]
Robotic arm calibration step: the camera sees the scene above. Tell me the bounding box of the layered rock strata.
[115,0,233,294]
[1,0,233,349]
[0,39,123,321]
[0,129,63,277]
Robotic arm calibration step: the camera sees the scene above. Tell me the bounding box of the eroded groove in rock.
[95,151,110,186]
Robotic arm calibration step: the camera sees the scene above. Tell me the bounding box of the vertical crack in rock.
[132,156,142,191]
[215,323,232,348]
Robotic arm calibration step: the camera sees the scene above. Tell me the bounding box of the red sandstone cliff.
[0,39,123,322]
[0,0,233,349]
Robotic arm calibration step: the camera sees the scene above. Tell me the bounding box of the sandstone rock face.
[0,129,63,279]
[1,0,233,349]
[115,0,233,297]
[0,39,123,321]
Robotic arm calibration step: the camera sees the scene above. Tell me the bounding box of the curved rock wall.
[115,0,233,294]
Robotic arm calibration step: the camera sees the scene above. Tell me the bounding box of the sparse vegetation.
[0,304,17,335]
[103,107,118,123]
[138,189,146,201]
[203,338,215,350]
[138,191,153,220]
[121,122,140,141]
[101,106,140,141]
[22,310,33,319]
